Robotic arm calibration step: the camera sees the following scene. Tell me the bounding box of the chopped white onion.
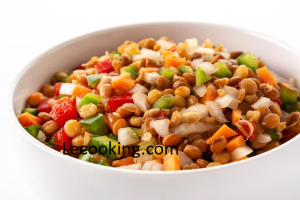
[215,94,239,109]
[170,122,214,137]
[141,161,164,171]
[178,151,194,167]
[197,62,218,75]
[202,54,214,62]
[129,83,149,94]
[191,58,204,69]
[36,130,46,143]
[59,83,76,95]
[192,85,207,97]
[132,91,150,112]
[218,52,230,59]
[142,72,160,84]
[157,39,175,51]
[150,119,170,137]
[255,133,272,143]
[133,151,152,166]
[180,103,208,120]
[132,54,144,61]
[251,97,272,110]
[185,38,198,52]
[141,48,160,61]
[76,97,82,112]
[193,47,214,55]
[118,128,139,146]
[223,85,238,99]
[281,110,290,121]
[230,145,253,161]
[99,75,113,85]
[206,101,228,123]
[118,164,141,170]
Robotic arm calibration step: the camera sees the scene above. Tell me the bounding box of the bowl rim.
[9,21,300,175]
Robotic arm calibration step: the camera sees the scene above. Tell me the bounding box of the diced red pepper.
[107,93,133,112]
[274,99,283,106]
[37,98,52,113]
[94,59,114,73]
[153,110,168,120]
[233,85,239,90]
[50,97,78,127]
[166,48,177,52]
[53,128,72,151]
[54,82,63,99]
[74,64,85,70]
[237,121,256,141]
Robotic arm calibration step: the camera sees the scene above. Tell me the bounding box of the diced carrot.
[165,55,186,68]
[163,153,181,171]
[111,73,135,93]
[256,67,278,88]
[206,124,238,144]
[200,85,218,104]
[230,156,248,163]
[226,136,245,152]
[231,109,242,125]
[112,157,135,167]
[162,51,173,61]
[18,113,43,127]
[72,85,92,98]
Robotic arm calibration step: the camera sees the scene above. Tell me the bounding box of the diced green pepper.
[87,74,102,88]
[158,67,177,80]
[22,108,38,116]
[138,136,158,153]
[280,83,298,105]
[112,50,121,57]
[52,71,71,83]
[78,93,102,108]
[24,125,41,138]
[79,113,108,135]
[152,94,174,110]
[48,136,54,145]
[196,67,211,86]
[282,102,300,113]
[130,127,142,138]
[236,52,258,73]
[89,136,122,160]
[265,129,278,141]
[122,66,138,79]
[214,62,232,78]
[178,65,193,74]
[94,160,111,166]
[57,94,72,99]
[108,133,118,141]
[79,151,93,162]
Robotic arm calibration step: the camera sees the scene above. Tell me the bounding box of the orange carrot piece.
[230,156,248,163]
[206,124,238,144]
[111,73,135,93]
[112,157,135,167]
[164,154,181,171]
[162,51,173,61]
[200,85,218,104]
[165,55,185,68]
[256,66,278,88]
[231,109,242,125]
[18,113,43,127]
[226,136,246,152]
[72,85,92,98]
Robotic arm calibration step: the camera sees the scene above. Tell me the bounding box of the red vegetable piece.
[54,82,63,99]
[166,48,177,52]
[37,98,52,113]
[274,99,282,106]
[153,110,168,120]
[53,128,72,151]
[74,64,85,70]
[50,98,78,127]
[94,59,114,73]
[107,93,133,112]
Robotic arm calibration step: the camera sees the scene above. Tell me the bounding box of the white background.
[1,0,300,199]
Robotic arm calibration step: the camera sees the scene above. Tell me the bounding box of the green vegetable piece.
[282,102,300,113]
[214,62,232,78]
[87,74,102,88]
[79,151,93,162]
[158,67,177,80]
[89,136,122,160]
[280,84,298,105]
[112,50,121,57]
[48,136,54,145]
[123,66,138,79]
[57,94,72,99]
[94,160,111,166]
[138,136,158,153]
[22,108,38,116]
[152,94,174,110]
[178,65,193,74]
[108,133,118,141]
[78,93,102,108]
[265,129,278,141]
[236,52,258,73]
[52,71,71,83]
[24,125,41,138]
[79,113,108,136]
[130,127,142,138]
[196,67,211,86]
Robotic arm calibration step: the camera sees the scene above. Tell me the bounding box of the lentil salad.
[17,37,300,170]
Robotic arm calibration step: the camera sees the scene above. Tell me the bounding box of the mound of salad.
[17,37,300,170]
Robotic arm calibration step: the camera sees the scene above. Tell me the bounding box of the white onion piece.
[251,97,272,110]
[206,101,228,123]
[193,47,214,55]
[118,164,141,170]
[178,151,194,167]
[142,72,160,84]
[191,58,204,69]
[150,119,170,137]
[180,103,208,120]
[141,48,160,61]
[132,91,150,112]
[157,39,175,51]
[228,99,239,109]
[215,94,239,109]
[255,133,272,143]
[192,85,207,97]
[118,128,139,146]
[99,75,112,85]
[37,130,46,143]
[197,62,219,75]
[141,161,164,171]
[132,54,144,61]
[202,54,214,62]
[170,122,214,137]
[230,145,253,161]
[133,151,152,166]
[223,85,238,99]
[218,52,230,59]
[185,38,198,52]
[76,97,82,112]
[172,51,179,58]
[281,110,290,121]
[130,83,149,94]
[59,83,76,95]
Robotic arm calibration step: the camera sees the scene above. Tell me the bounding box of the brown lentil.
[183,145,203,160]
[261,113,280,129]
[210,136,227,154]
[41,120,60,135]
[162,134,182,146]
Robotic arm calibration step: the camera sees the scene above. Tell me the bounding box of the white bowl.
[9,22,300,200]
